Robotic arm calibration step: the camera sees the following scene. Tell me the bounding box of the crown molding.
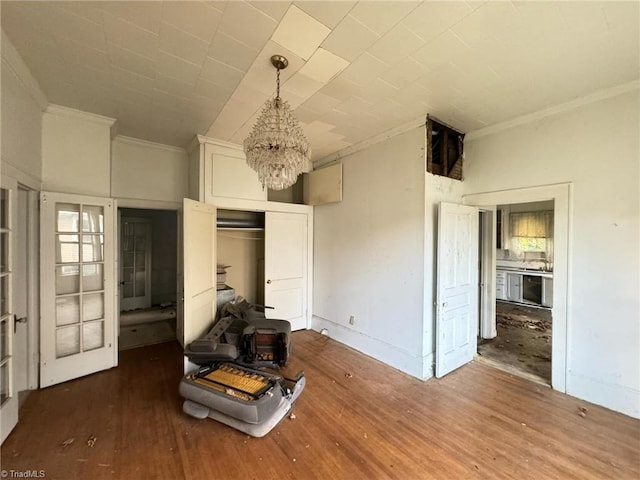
[44,104,117,127]
[189,134,243,152]
[1,30,48,110]
[314,116,425,168]
[466,80,640,141]
[114,135,187,155]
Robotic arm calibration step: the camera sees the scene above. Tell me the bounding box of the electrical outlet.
[349,315,355,325]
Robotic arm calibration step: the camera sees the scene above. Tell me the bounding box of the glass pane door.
[54,203,105,357]
[120,218,151,311]
[1,183,18,443]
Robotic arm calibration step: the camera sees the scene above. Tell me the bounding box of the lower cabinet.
[496,271,507,300]
[542,277,553,308]
[507,273,523,302]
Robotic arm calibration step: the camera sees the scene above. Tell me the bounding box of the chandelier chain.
[276,67,281,100]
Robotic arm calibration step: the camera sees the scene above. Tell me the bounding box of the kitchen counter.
[497,267,553,278]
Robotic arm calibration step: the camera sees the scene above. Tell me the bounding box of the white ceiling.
[2,1,638,162]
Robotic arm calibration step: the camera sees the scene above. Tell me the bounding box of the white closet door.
[181,199,216,359]
[1,176,19,443]
[265,212,308,331]
[436,202,479,378]
[40,192,117,387]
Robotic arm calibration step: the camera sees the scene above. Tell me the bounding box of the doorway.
[478,201,554,383]
[466,183,569,393]
[118,208,178,350]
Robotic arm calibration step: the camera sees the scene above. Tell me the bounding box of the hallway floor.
[478,301,552,382]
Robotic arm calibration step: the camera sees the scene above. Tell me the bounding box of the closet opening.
[118,208,178,350]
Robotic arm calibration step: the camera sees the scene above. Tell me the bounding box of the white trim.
[115,197,182,211]
[45,104,117,127]
[113,135,187,155]
[466,81,640,141]
[1,30,48,110]
[26,189,40,389]
[463,182,571,393]
[0,161,41,191]
[192,134,243,152]
[314,116,425,168]
[311,316,425,379]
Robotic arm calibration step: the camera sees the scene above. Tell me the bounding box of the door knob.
[266,279,272,284]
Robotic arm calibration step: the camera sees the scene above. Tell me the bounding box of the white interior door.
[436,202,479,378]
[265,212,307,331]
[181,199,216,370]
[1,177,19,443]
[40,192,117,387]
[120,217,151,311]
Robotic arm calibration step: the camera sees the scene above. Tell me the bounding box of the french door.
[120,217,151,311]
[40,192,117,387]
[0,177,19,443]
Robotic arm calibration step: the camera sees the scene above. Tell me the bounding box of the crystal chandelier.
[243,55,311,191]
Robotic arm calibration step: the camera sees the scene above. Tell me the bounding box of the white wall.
[1,32,45,186]
[312,127,426,378]
[463,88,640,417]
[112,136,188,204]
[42,106,114,197]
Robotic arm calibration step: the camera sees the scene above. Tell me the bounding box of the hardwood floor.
[2,330,638,479]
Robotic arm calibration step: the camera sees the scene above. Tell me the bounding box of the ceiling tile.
[208,32,260,72]
[156,51,201,86]
[358,78,399,100]
[281,73,325,99]
[55,1,105,24]
[107,44,157,80]
[46,5,107,52]
[318,76,362,102]
[402,1,473,43]
[321,14,380,62]
[100,1,163,34]
[154,73,196,98]
[218,2,278,50]
[249,1,292,22]
[451,2,520,46]
[158,22,209,66]
[103,12,160,61]
[349,1,420,36]
[379,57,430,89]
[300,92,342,115]
[55,36,111,73]
[294,1,356,29]
[410,31,471,70]
[200,57,245,90]
[368,23,425,65]
[110,67,156,96]
[298,48,349,83]
[271,5,331,61]
[195,77,235,101]
[161,1,223,43]
[339,53,388,87]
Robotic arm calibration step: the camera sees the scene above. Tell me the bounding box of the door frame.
[478,208,497,339]
[464,183,571,393]
[119,216,152,311]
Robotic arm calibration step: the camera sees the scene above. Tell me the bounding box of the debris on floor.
[62,438,75,447]
[87,436,97,447]
[477,302,552,381]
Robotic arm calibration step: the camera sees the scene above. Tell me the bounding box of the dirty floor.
[477,301,552,382]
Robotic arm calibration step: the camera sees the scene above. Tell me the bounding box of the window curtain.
[509,211,554,260]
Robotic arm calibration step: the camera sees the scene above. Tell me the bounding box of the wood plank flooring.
[1,330,638,479]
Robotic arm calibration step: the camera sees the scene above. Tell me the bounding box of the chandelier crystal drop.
[243,55,311,191]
